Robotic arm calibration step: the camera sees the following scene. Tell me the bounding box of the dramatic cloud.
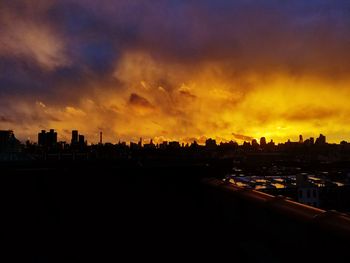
[232,134,255,142]
[1,0,350,143]
[129,93,155,111]
[0,1,69,70]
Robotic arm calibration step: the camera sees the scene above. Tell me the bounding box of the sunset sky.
[1,0,350,144]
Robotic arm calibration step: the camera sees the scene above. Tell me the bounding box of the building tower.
[315,134,326,145]
[38,130,46,146]
[79,135,85,145]
[71,130,79,145]
[260,137,267,148]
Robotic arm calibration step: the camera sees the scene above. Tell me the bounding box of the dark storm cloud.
[0,115,14,123]
[179,90,196,99]
[232,133,255,142]
[129,93,155,110]
[2,0,350,98]
[68,0,350,74]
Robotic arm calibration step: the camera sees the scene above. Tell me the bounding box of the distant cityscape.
[0,128,340,153]
[2,128,350,212]
[1,129,350,162]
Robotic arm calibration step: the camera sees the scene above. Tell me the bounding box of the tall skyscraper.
[38,129,57,148]
[71,130,79,145]
[38,130,46,146]
[252,139,259,148]
[79,135,85,145]
[138,137,142,147]
[260,137,267,148]
[315,134,326,145]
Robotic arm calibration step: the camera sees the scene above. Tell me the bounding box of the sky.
[1,0,350,144]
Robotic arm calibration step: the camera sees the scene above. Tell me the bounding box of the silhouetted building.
[0,130,21,152]
[71,130,79,145]
[130,142,139,150]
[100,132,103,145]
[315,134,326,145]
[190,141,199,149]
[205,138,217,150]
[267,139,275,148]
[242,141,251,149]
[38,129,57,148]
[1,130,14,143]
[144,139,156,149]
[251,139,259,149]
[304,137,315,146]
[219,140,238,150]
[79,135,85,145]
[159,141,168,150]
[341,140,348,145]
[310,137,315,145]
[57,141,68,151]
[299,135,303,144]
[48,129,57,147]
[169,141,181,149]
[260,137,267,148]
[138,137,142,147]
[38,130,46,146]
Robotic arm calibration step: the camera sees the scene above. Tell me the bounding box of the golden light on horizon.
[4,50,350,144]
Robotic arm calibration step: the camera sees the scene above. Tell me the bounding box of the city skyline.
[0,127,338,146]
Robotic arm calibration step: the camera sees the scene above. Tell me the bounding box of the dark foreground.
[1,160,349,262]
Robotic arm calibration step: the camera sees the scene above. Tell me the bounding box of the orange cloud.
[128,93,155,114]
[3,51,350,144]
